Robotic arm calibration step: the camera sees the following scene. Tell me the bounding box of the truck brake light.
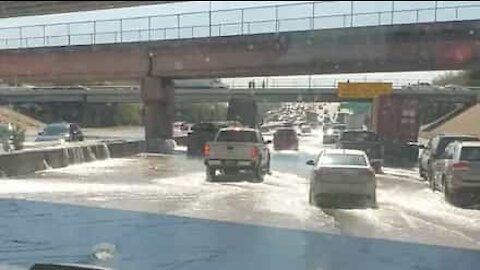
[452,161,470,171]
[203,144,210,157]
[250,146,258,159]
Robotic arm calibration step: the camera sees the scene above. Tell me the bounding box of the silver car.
[433,141,480,206]
[307,149,376,208]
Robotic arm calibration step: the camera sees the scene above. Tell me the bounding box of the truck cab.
[204,127,271,182]
[337,130,384,172]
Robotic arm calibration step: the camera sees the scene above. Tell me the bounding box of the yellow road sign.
[337,82,392,98]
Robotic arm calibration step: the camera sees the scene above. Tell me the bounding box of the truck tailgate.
[208,142,254,160]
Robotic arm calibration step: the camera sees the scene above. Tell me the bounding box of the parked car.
[0,123,24,152]
[323,123,346,144]
[36,122,84,142]
[432,141,480,206]
[337,130,384,173]
[273,127,299,151]
[419,134,479,183]
[307,149,376,208]
[204,127,271,182]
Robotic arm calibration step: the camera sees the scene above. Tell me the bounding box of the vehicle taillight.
[452,161,470,171]
[203,144,210,157]
[250,146,258,159]
[360,169,374,176]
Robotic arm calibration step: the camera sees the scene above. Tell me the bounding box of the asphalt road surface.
[1,129,480,269]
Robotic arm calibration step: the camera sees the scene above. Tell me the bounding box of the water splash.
[101,143,111,159]
[42,159,52,170]
[91,242,117,262]
[85,146,96,161]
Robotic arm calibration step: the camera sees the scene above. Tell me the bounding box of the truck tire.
[253,166,264,183]
[430,174,438,191]
[372,163,382,174]
[206,167,216,182]
[419,166,426,180]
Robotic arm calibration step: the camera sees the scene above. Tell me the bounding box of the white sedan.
[307,149,376,208]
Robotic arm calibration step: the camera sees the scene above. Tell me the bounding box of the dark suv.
[273,127,299,151]
[337,130,383,172]
[187,122,232,156]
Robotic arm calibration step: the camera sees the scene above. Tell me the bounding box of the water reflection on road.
[1,129,480,268]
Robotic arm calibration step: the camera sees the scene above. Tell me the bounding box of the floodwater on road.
[1,129,480,269]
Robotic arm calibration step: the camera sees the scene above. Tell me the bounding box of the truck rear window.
[460,147,480,161]
[276,129,296,137]
[319,154,367,166]
[216,130,259,143]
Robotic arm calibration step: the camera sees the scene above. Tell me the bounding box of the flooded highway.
[1,130,480,269]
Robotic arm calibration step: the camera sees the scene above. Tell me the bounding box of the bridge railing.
[0,1,480,49]
[223,78,429,89]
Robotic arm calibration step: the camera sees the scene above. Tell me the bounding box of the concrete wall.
[0,140,145,177]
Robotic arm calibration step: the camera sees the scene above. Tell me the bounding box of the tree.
[432,71,469,86]
[432,70,480,86]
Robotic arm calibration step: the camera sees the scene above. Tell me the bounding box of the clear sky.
[0,1,474,85]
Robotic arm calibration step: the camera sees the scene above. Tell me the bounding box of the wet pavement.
[1,129,480,269]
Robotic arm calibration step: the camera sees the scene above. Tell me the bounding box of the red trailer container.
[371,95,420,165]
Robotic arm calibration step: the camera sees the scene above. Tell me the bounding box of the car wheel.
[370,192,377,208]
[427,170,434,187]
[443,179,456,205]
[431,174,440,191]
[419,166,426,180]
[206,167,216,182]
[266,156,271,174]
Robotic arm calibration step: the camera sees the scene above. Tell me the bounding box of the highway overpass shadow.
[0,198,479,269]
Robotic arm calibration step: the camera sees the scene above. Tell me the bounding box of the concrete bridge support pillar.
[141,76,174,153]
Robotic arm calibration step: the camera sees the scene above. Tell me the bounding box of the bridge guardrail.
[0,1,480,49]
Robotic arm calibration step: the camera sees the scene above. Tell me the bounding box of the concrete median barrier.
[0,140,145,177]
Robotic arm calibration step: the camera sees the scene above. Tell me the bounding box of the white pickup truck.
[204,127,271,182]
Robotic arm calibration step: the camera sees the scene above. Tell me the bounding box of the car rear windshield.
[216,130,259,143]
[341,132,377,142]
[319,153,367,166]
[436,137,479,155]
[276,129,296,137]
[460,147,480,161]
[44,124,69,135]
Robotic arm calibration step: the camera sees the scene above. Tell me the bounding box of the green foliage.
[112,104,141,125]
[432,71,470,86]
[432,70,480,87]
[175,103,228,123]
[422,70,480,125]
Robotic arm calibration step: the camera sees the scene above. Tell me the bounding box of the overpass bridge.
[0,2,480,82]
[0,85,477,104]
[2,1,480,152]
